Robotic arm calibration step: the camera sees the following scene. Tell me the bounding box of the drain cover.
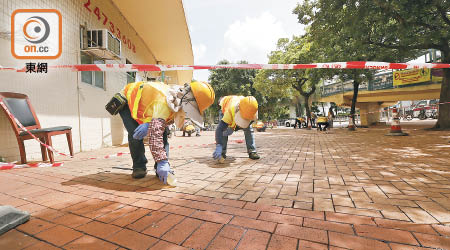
[0,206,30,235]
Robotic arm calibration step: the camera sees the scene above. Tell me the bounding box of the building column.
[359,103,382,127]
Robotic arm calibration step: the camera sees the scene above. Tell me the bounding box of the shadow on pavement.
[61,172,170,192]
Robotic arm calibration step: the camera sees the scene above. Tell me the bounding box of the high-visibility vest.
[122,81,174,124]
[317,116,328,123]
[219,95,244,129]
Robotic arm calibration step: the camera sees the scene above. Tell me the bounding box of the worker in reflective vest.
[118,81,215,183]
[213,96,260,161]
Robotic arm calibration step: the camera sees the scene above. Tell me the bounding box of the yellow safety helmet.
[190,81,215,115]
[239,96,258,120]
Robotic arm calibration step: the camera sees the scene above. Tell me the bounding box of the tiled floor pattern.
[1,123,449,249]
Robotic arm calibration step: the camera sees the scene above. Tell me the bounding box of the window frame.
[80,51,105,89]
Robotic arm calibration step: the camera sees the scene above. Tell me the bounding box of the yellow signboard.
[393,68,430,86]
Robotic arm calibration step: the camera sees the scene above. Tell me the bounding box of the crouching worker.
[106,81,215,183]
[317,115,329,131]
[213,96,260,162]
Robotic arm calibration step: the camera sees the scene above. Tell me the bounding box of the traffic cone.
[386,108,408,136]
[348,115,356,131]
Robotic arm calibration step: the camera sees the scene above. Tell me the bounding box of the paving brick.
[64,235,118,250]
[257,197,294,207]
[95,205,137,223]
[0,229,39,250]
[298,240,328,250]
[293,201,313,210]
[35,225,83,247]
[107,229,157,250]
[207,236,239,250]
[141,214,185,238]
[313,198,334,211]
[244,202,282,213]
[326,211,376,225]
[432,224,450,237]
[132,199,166,210]
[258,211,303,226]
[414,232,450,249]
[51,213,92,228]
[236,229,271,250]
[332,195,355,207]
[399,207,439,223]
[33,208,66,221]
[389,243,431,250]
[23,241,61,250]
[81,202,125,219]
[161,217,202,244]
[2,125,450,250]
[17,218,56,235]
[380,210,411,221]
[416,201,450,223]
[354,224,418,245]
[329,231,390,250]
[127,210,168,232]
[218,224,246,240]
[71,200,114,216]
[183,222,222,249]
[275,224,328,244]
[267,234,298,250]
[211,198,246,208]
[374,218,438,235]
[152,240,189,250]
[282,207,325,220]
[110,208,150,227]
[239,191,263,202]
[304,217,353,234]
[76,221,121,239]
[17,203,47,214]
[335,205,382,218]
[218,205,260,219]
[229,216,276,232]
[190,210,232,224]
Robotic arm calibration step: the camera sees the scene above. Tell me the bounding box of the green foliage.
[254,35,328,120]
[206,60,287,121]
[294,0,450,127]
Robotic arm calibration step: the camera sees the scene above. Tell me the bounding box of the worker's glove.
[223,127,234,136]
[133,123,150,140]
[213,144,223,160]
[156,159,172,184]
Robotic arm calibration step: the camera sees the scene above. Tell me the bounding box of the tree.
[254,36,327,127]
[207,60,282,121]
[294,0,450,129]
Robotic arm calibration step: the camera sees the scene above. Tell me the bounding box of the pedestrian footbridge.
[319,69,442,126]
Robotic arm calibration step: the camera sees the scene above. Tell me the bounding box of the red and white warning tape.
[0,100,244,171]
[1,61,450,72]
[0,162,62,170]
[0,100,71,158]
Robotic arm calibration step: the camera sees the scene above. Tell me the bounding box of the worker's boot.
[248,152,260,160]
[132,168,147,179]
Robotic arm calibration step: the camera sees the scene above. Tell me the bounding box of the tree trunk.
[434,67,450,129]
[304,96,311,128]
[349,80,360,130]
[321,103,325,115]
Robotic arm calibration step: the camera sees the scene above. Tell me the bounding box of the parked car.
[412,99,439,119]
[284,118,296,127]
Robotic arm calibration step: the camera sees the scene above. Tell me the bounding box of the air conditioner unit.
[81,29,121,60]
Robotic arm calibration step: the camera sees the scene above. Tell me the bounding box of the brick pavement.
[0,123,449,249]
